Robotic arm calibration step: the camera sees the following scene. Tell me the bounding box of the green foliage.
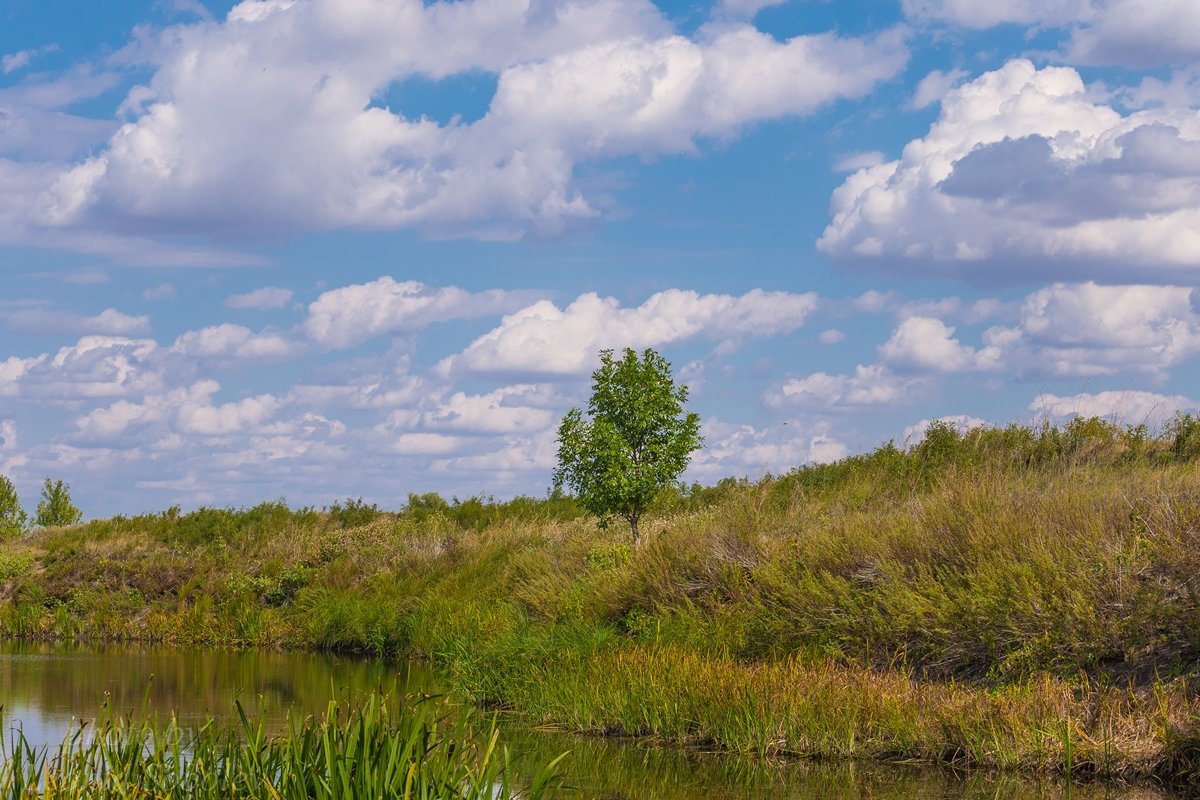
[0,551,33,581]
[326,496,381,528]
[0,475,28,539]
[34,478,82,528]
[585,542,631,571]
[1167,412,1200,460]
[0,692,566,799]
[555,348,703,542]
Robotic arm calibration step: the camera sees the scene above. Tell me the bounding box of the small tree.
[554,347,702,544]
[35,478,82,528]
[0,475,28,539]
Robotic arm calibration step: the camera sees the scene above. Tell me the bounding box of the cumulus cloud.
[1030,390,1198,428]
[29,0,907,240]
[1011,282,1200,378]
[422,385,559,435]
[902,0,1200,68]
[6,307,150,336]
[3,337,162,400]
[765,364,923,411]
[304,278,522,348]
[225,286,294,310]
[908,67,968,109]
[75,380,282,440]
[690,417,848,479]
[878,316,1004,373]
[901,0,1087,28]
[439,288,819,376]
[819,59,1200,282]
[171,323,299,361]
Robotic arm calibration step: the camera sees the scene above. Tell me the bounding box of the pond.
[0,641,1178,800]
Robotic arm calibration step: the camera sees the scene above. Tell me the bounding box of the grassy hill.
[3,415,1200,784]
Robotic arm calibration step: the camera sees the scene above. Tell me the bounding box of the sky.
[2,0,1200,517]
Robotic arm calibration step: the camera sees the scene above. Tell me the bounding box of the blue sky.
[3,0,1200,517]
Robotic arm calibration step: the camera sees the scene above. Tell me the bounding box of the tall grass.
[5,417,1200,782]
[0,693,565,799]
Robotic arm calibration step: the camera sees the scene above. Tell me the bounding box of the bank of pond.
[0,641,1189,799]
[3,419,1200,794]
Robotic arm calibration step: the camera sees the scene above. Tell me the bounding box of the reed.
[0,693,565,799]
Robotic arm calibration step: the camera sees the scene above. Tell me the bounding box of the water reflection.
[503,726,1172,800]
[0,640,418,748]
[0,642,1177,800]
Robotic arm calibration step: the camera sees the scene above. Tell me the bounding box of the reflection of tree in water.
[501,728,1169,800]
[0,641,433,734]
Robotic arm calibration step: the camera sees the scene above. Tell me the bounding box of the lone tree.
[554,347,702,544]
[0,475,28,539]
[35,478,82,528]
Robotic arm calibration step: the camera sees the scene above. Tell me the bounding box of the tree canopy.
[0,475,28,539]
[35,478,82,528]
[554,348,702,543]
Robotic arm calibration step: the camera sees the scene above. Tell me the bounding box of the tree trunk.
[629,514,640,546]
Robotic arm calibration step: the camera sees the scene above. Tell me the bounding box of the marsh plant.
[0,693,565,799]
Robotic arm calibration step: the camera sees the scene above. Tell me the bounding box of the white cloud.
[441,288,818,376]
[1015,282,1200,378]
[225,286,294,310]
[9,337,162,400]
[765,364,923,411]
[833,151,885,172]
[0,419,24,475]
[818,328,846,344]
[902,0,1088,28]
[30,0,907,240]
[1030,390,1198,429]
[304,278,521,348]
[878,316,1003,373]
[2,45,59,75]
[422,385,558,434]
[171,323,299,360]
[177,390,282,436]
[1061,1,1200,67]
[902,0,1200,68]
[819,59,1200,282]
[908,67,968,109]
[714,0,789,20]
[690,417,849,479]
[143,283,176,301]
[73,380,283,440]
[432,429,559,473]
[6,308,150,336]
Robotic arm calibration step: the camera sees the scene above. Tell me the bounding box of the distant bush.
[327,497,381,528]
[1168,412,1200,460]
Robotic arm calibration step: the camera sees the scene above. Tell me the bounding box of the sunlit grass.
[5,416,1200,783]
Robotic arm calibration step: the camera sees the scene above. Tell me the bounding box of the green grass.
[5,416,1200,785]
[0,692,565,799]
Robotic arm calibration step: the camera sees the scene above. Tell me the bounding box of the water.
[0,641,1176,800]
